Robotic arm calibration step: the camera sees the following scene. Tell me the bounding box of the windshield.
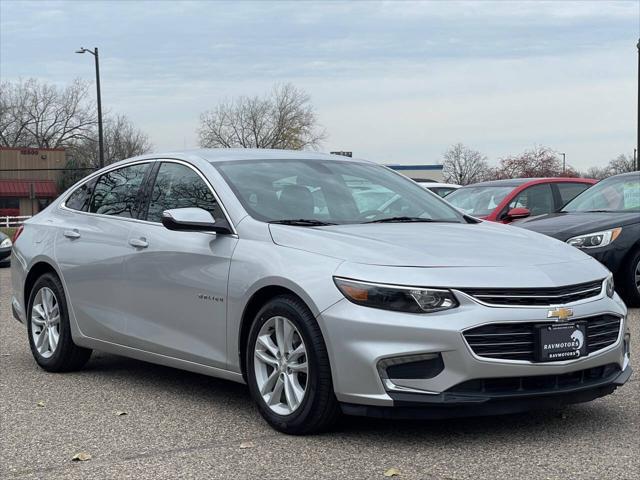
[214,159,464,224]
[446,185,514,216]
[562,174,640,212]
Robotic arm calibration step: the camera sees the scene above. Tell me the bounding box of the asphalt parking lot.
[0,266,638,479]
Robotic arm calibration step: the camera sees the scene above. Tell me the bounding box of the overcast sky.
[1,0,638,170]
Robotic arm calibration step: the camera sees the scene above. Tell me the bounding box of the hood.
[269,221,589,268]
[518,211,640,241]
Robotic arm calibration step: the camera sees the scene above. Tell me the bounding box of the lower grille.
[463,315,621,361]
[447,363,620,395]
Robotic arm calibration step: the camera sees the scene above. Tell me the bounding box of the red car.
[445,177,597,223]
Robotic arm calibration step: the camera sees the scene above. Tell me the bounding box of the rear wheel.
[27,273,92,372]
[246,294,340,434]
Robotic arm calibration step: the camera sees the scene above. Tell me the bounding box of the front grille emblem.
[547,307,573,322]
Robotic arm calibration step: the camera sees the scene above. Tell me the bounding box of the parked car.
[10,150,630,434]
[518,172,640,306]
[446,177,597,223]
[0,230,11,266]
[416,181,461,198]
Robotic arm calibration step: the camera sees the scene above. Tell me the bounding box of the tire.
[27,273,92,372]
[620,248,640,307]
[245,294,340,434]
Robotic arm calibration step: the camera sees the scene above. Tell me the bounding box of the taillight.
[13,225,24,243]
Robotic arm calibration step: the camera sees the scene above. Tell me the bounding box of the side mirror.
[161,207,232,234]
[506,207,531,220]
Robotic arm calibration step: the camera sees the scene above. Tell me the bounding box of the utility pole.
[637,39,639,170]
[76,47,104,169]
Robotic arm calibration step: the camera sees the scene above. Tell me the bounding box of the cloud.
[1,0,636,168]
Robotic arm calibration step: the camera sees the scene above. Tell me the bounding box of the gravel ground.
[0,266,638,479]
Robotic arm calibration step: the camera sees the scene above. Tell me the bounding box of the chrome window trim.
[59,158,238,236]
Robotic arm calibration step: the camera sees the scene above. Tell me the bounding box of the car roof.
[608,171,639,180]
[462,177,595,188]
[130,148,371,164]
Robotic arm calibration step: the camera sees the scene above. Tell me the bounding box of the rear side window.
[557,182,590,206]
[65,178,97,212]
[90,163,149,218]
[145,162,224,223]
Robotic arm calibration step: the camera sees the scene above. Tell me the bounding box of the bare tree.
[198,83,326,150]
[608,153,635,175]
[442,143,490,185]
[494,145,578,179]
[0,78,96,148]
[582,166,610,180]
[61,114,152,189]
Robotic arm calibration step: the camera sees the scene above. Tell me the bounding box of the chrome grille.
[463,315,622,362]
[460,279,603,306]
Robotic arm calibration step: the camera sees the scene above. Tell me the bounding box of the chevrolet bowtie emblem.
[547,307,574,321]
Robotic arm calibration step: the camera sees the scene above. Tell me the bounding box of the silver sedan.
[10,149,631,434]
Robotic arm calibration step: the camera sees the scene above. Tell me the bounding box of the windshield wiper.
[270,219,336,226]
[364,216,456,224]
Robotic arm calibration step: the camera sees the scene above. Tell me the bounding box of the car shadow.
[79,351,625,442]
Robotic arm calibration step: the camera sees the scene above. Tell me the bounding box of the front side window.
[65,178,97,212]
[563,174,640,212]
[145,162,224,223]
[507,183,554,216]
[215,159,463,224]
[90,163,149,218]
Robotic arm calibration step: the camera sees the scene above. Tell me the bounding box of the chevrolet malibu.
[10,150,632,434]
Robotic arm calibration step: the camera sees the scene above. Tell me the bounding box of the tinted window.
[215,159,462,224]
[557,182,591,206]
[65,178,97,212]
[145,162,223,223]
[508,183,554,216]
[90,163,149,218]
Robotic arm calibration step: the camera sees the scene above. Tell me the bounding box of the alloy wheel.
[31,287,60,359]
[253,315,308,415]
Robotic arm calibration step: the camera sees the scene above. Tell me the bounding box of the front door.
[122,161,237,369]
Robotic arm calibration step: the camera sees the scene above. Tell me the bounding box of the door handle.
[63,229,81,239]
[129,237,149,249]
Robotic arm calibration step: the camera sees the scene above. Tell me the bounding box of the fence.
[1,215,31,228]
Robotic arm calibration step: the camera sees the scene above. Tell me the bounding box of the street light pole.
[637,38,639,171]
[76,47,104,169]
[560,152,566,174]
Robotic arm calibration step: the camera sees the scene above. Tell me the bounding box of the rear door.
[122,161,237,369]
[55,161,152,344]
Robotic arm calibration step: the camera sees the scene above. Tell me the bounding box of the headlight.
[566,227,622,249]
[333,277,459,313]
[0,238,11,248]
[606,275,615,298]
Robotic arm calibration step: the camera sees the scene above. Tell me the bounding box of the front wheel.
[620,249,640,307]
[27,273,92,372]
[246,295,339,434]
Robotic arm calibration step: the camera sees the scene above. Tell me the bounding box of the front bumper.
[0,247,11,262]
[342,363,632,419]
[320,288,630,411]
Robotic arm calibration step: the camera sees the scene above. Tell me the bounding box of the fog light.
[377,353,444,381]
